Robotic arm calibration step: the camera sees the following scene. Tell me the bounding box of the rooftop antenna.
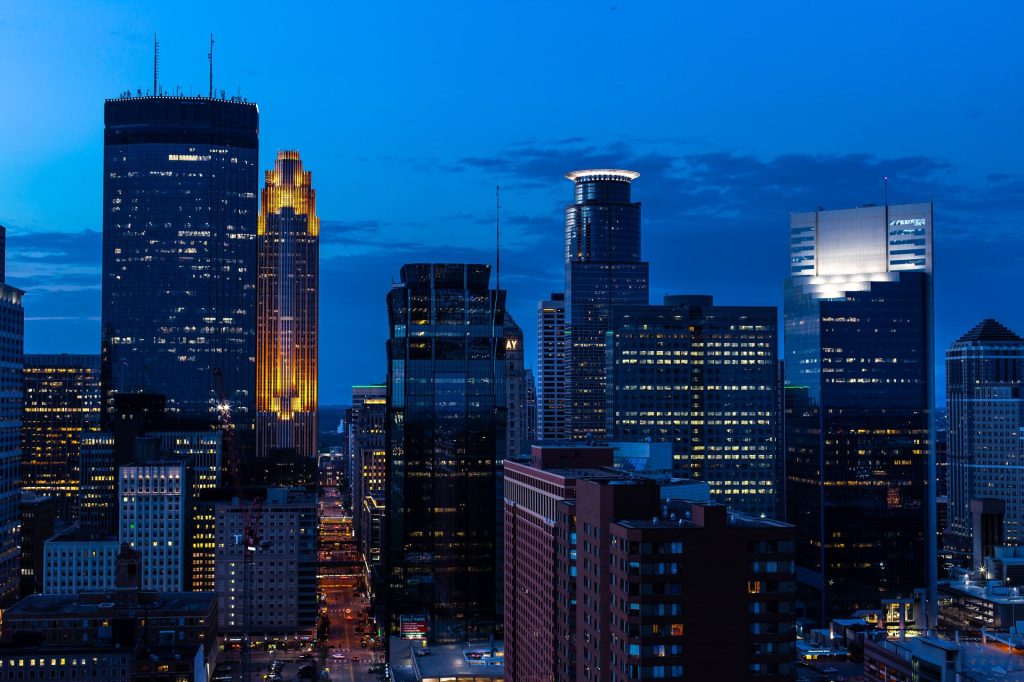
[883,175,889,207]
[495,185,501,289]
[208,34,214,98]
[153,34,159,96]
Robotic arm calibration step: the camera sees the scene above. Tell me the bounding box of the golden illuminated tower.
[257,151,319,460]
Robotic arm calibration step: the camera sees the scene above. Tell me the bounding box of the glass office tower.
[21,354,102,522]
[0,228,24,604]
[101,95,258,426]
[256,151,319,460]
[564,170,649,440]
[785,203,935,621]
[946,319,1024,560]
[386,264,507,643]
[607,295,779,518]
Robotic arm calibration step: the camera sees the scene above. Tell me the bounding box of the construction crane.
[213,369,262,682]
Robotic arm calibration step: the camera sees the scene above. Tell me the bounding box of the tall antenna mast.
[495,185,501,289]
[208,34,214,98]
[883,175,889,207]
[153,34,159,95]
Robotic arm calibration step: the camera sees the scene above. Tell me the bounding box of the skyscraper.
[256,150,319,460]
[101,95,258,425]
[784,203,934,620]
[504,315,530,457]
[564,170,649,440]
[349,384,386,572]
[946,319,1024,561]
[386,264,507,643]
[606,295,779,518]
[21,354,101,522]
[537,293,569,441]
[0,226,24,605]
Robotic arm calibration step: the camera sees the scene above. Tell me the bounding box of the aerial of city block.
[0,3,1023,681]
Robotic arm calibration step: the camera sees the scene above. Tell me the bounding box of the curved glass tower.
[564,170,649,440]
[101,95,259,425]
[256,151,319,460]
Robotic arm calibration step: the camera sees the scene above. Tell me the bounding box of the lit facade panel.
[100,96,258,425]
[256,151,319,460]
[784,203,934,621]
[607,296,780,519]
[563,170,649,441]
[20,354,101,523]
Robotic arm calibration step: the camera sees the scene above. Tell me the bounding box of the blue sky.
[2,1,1022,405]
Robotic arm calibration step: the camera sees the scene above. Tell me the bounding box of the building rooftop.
[565,169,640,183]
[615,501,792,531]
[955,318,1024,344]
[940,578,1024,605]
[5,590,216,617]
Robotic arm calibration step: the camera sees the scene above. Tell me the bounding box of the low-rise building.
[1,543,217,681]
[42,528,119,594]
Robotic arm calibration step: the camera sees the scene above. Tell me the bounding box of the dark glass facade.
[784,204,934,621]
[0,229,23,604]
[607,295,779,518]
[20,354,101,522]
[946,320,1024,557]
[564,170,649,440]
[101,96,258,426]
[385,264,506,643]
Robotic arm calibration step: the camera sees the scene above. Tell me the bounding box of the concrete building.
[946,319,1024,560]
[214,487,317,637]
[42,529,120,594]
[118,460,187,591]
[2,543,217,681]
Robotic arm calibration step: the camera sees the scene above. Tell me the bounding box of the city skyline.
[3,4,1024,405]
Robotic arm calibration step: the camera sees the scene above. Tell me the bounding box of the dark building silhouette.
[0,226,24,605]
[18,493,55,598]
[564,170,649,440]
[785,204,935,621]
[386,264,507,643]
[101,95,258,427]
[606,295,779,517]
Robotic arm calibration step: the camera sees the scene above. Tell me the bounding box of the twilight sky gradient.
[2,2,1023,405]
